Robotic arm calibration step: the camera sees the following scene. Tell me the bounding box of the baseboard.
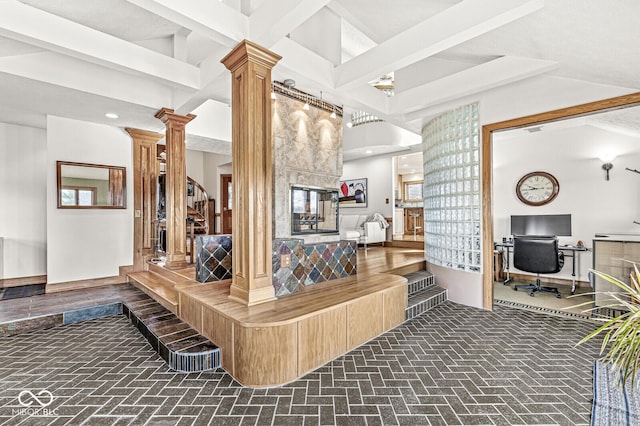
[0,275,47,289]
[506,272,589,289]
[45,265,133,293]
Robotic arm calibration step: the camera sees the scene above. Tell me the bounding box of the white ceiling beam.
[334,0,544,91]
[174,75,231,117]
[270,38,335,89]
[174,44,233,114]
[126,0,248,48]
[0,52,175,108]
[398,56,558,121]
[326,2,383,43]
[0,1,200,91]
[177,25,340,115]
[249,0,332,47]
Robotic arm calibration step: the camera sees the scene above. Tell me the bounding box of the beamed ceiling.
[0,0,638,154]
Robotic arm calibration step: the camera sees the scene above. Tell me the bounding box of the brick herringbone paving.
[0,301,600,425]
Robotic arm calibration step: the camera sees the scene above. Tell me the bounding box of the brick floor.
[0,302,600,425]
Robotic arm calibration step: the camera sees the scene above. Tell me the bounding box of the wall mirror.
[403,180,424,202]
[57,161,126,209]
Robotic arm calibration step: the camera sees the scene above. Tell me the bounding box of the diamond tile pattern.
[273,239,357,297]
[195,235,232,282]
[0,302,601,425]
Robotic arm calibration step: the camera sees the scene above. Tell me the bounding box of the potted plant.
[574,263,640,387]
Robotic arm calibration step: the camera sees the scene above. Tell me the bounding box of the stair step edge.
[407,287,448,307]
[405,289,448,320]
[128,273,178,312]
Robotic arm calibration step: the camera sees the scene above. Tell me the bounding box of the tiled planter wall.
[195,235,357,297]
[195,235,232,283]
[272,239,357,297]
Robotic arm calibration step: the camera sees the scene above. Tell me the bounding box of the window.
[61,186,97,206]
[403,180,424,202]
[422,102,481,272]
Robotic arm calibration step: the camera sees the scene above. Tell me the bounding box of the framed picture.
[339,178,367,208]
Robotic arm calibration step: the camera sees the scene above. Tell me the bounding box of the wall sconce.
[600,153,615,181]
[602,162,613,180]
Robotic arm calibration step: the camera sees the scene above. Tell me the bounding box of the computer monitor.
[510,214,572,236]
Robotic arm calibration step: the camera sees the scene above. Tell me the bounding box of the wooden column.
[154,108,196,270]
[126,128,163,272]
[221,40,281,305]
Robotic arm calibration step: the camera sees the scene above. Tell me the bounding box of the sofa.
[339,214,387,247]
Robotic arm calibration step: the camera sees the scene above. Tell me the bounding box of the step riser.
[148,263,189,285]
[407,275,435,296]
[402,270,447,320]
[128,276,178,314]
[406,290,448,320]
[123,303,220,372]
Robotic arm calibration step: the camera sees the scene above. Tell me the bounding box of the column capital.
[221,39,282,73]
[154,107,196,126]
[125,128,164,144]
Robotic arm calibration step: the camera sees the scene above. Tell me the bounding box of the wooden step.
[147,262,193,285]
[387,259,427,276]
[384,240,424,249]
[128,271,178,314]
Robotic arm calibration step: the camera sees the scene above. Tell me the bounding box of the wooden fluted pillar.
[221,40,281,305]
[154,108,196,270]
[126,128,164,272]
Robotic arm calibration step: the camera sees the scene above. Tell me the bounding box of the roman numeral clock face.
[516,171,559,206]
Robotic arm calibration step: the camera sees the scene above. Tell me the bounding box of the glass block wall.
[422,102,481,272]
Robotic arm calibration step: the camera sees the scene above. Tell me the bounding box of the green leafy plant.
[572,264,640,387]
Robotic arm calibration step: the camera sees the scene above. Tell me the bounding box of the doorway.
[481,92,640,310]
[392,152,424,247]
[221,174,232,234]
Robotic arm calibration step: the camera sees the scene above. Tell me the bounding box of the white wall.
[493,123,640,282]
[47,116,133,284]
[0,123,47,279]
[185,148,205,190]
[341,156,394,218]
[202,152,232,204]
[203,152,232,233]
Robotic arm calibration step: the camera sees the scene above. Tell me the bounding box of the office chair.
[513,235,564,298]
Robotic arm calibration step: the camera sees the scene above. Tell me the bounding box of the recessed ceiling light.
[365,150,373,154]
[105,112,118,119]
[346,122,353,128]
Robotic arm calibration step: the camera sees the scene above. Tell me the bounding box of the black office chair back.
[513,235,564,274]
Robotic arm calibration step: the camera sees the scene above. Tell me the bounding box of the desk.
[494,241,590,294]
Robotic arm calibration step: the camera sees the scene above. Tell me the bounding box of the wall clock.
[515,171,559,206]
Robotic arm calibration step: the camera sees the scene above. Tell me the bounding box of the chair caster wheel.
[556,293,561,299]
[528,291,535,297]
[513,288,518,291]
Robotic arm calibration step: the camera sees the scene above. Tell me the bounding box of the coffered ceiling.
[0,0,638,154]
